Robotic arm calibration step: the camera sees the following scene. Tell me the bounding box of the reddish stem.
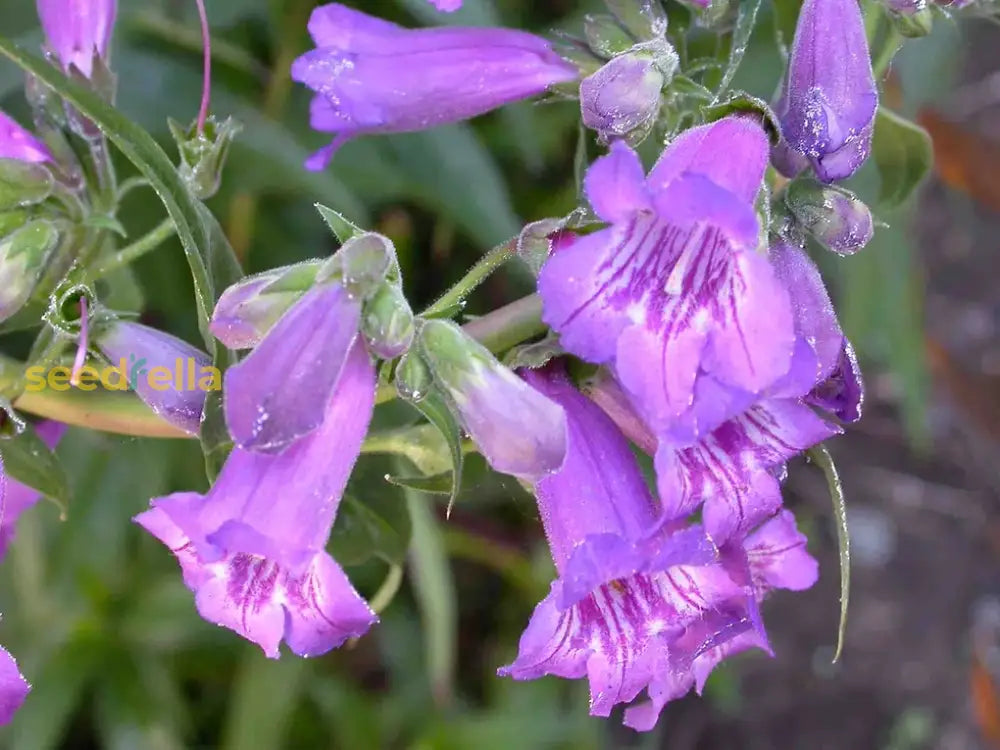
[195,0,212,134]
[69,297,89,388]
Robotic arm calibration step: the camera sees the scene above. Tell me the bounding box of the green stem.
[367,564,404,614]
[89,218,176,279]
[442,527,538,598]
[421,238,517,318]
[461,293,545,353]
[808,444,850,663]
[872,27,903,78]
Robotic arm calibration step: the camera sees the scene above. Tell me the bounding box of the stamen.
[70,297,89,387]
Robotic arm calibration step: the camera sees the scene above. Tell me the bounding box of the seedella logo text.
[24,356,222,392]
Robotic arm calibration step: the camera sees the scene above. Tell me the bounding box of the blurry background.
[0,0,995,747]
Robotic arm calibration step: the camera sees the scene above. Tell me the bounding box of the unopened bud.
[416,320,567,480]
[0,158,53,211]
[0,221,58,323]
[785,179,873,256]
[210,261,322,349]
[362,282,415,359]
[169,116,242,200]
[322,232,395,299]
[604,0,668,41]
[889,5,933,37]
[580,49,673,144]
[584,14,635,57]
[395,349,433,403]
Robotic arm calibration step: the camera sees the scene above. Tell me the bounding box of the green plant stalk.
[808,444,850,663]
[89,217,176,278]
[420,237,517,318]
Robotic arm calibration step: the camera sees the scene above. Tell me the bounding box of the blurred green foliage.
[0,0,964,747]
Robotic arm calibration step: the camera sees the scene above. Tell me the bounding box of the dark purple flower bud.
[0,221,59,324]
[0,421,65,558]
[580,48,675,144]
[96,322,212,436]
[0,113,51,164]
[135,342,377,658]
[210,262,321,350]
[36,0,117,78]
[290,3,578,169]
[0,646,29,724]
[413,320,567,480]
[778,0,878,182]
[785,179,874,255]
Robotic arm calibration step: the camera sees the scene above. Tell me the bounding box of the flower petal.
[583,140,651,223]
[0,645,29,725]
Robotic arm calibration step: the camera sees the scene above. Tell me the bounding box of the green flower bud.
[169,115,242,200]
[785,179,874,256]
[0,159,53,212]
[362,282,415,359]
[0,221,59,323]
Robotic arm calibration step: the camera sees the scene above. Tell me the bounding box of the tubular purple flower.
[0,421,65,557]
[580,52,667,144]
[0,645,29,725]
[290,3,578,169]
[539,117,795,442]
[778,0,877,182]
[414,320,567,481]
[623,510,818,730]
[499,367,760,727]
[36,0,117,78]
[96,322,211,436]
[134,342,377,658]
[0,113,51,163]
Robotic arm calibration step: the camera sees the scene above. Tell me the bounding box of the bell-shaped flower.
[219,233,403,454]
[290,3,578,169]
[654,241,857,541]
[0,645,29,725]
[539,117,795,442]
[0,421,65,557]
[777,0,877,182]
[0,112,51,163]
[95,321,212,436]
[36,0,117,78]
[406,320,567,481]
[580,48,674,144]
[134,341,377,658]
[623,510,818,730]
[499,366,759,725]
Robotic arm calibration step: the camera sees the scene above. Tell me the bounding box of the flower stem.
[194,0,212,134]
[420,238,517,318]
[89,218,176,279]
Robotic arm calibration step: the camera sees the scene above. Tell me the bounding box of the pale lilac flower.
[36,0,117,78]
[499,366,756,725]
[290,3,578,169]
[0,421,66,557]
[776,0,878,182]
[0,645,29,724]
[0,112,51,163]
[96,322,211,436]
[135,342,377,658]
[539,117,795,442]
[580,53,666,143]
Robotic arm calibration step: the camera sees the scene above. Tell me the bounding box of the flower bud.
[0,221,58,323]
[322,232,395,300]
[415,319,567,480]
[169,116,242,200]
[785,179,873,256]
[395,350,433,402]
[0,158,53,213]
[580,49,674,144]
[0,113,51,166]
[888,4,933,37]
[583,14,635,57]
[361,282,414,359]
[96,321,213,435]
[210,261,322,350]
[604,0,668,41]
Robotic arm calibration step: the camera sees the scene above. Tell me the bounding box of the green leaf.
[714,0,763,100]
[0,421,69,509]
[329,493,412,566]
[220,652,308,750]
[0,36,243,344]
[0,158,53,210]
[808,444,850,663]
[315,202,363,244]
[362,424,453,477]
[405,484,456,707]
[386,472,453,495]
[872,107,933,208]
[702,92,781,145]
[406,393,465,515]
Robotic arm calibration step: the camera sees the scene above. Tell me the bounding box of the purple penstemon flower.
[36,0,117,78]
[216,233,407,454]
[0,421,65,558]
[95,321,212,436]
[580,51,670,144]
[499,365,760,726]
[0,112,51,163]
[289,3,578,169]
[775,0,878,182]
[0,644,29,725]
[135,341,377,658]
[539,116,796,443]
